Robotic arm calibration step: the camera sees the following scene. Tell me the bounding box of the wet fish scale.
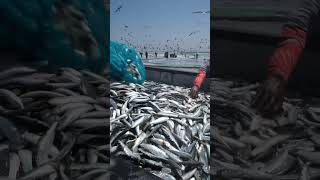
[0,66,110,179]
[212,78,320,180]
[111,81,210,179]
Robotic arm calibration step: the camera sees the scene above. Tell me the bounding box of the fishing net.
[0,0,109,74]
[0,1,109,177]
[110,41,146,84]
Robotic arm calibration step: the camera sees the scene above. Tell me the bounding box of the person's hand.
[252,75,286,117]
[190,86,199,99]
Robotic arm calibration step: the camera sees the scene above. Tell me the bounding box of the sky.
[110,0,210,53]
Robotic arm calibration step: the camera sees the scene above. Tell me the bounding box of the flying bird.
[114,5,123,14]
[188,31,199,37]
[192,10,210,14]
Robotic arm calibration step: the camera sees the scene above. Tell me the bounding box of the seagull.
[114,5,123,14]
[192,10,210,14]
[188,31,199,37]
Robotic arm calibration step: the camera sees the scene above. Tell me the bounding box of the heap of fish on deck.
[212,78,320,180]
[110,81,210,180]
[0,67,109,179]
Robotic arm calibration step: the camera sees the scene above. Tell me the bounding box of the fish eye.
[127,59,132,63]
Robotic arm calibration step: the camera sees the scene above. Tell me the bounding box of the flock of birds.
[113,4,210,15]
[112,3,210,54]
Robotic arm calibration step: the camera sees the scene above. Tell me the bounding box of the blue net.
[110,41,146,84]
[0,0,109,74]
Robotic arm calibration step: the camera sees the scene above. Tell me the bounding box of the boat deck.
[145,65,210,92]
[212,18,320,94]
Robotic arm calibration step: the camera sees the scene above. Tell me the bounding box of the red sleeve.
[267,27,306,81]
[193,67,206,88]
[267,0,320,81]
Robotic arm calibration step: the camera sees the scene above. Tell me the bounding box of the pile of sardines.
[212,78,320,180]
[110,81,210,180]
[0,67,109,179]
